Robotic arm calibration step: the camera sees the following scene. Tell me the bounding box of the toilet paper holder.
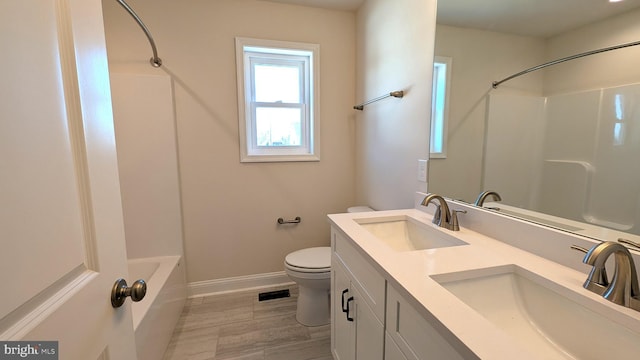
[277,216,301,225]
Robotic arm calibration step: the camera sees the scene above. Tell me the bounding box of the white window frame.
[430,56,452,159]
[235,37,320,162]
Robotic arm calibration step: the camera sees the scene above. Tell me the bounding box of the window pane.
[254,64,300,103]
[430,59,449,157]
[255,107,302,146]
[431,63,446,153]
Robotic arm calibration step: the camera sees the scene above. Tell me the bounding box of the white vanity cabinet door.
[385,332,409,360]
[332,257,355,360]
[352,284,384,360]
[331,228,385,360]
[386,283,468,360]
[332,254,384,360]
[332,229,386,320]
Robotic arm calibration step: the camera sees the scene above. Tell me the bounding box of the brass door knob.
[111,278,147,308]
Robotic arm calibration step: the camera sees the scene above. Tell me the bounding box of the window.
[235,38,320,162]
[431,56,451,158]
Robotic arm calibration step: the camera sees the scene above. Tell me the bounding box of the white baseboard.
[188,271,294,298]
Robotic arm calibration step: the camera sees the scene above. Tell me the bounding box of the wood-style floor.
[162,285,332,360]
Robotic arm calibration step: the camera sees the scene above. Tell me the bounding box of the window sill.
[240,154,320,163]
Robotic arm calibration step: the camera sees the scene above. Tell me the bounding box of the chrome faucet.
[571,245,608,295]
[582,241,640,312]
[420,194,465,231]
[474,190,502,207]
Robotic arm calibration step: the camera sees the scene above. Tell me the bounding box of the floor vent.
[258,289,291,301]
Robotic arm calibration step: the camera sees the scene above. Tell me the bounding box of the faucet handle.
[450,210,467,231]
[619,238,640,250]
[570,245,588,253]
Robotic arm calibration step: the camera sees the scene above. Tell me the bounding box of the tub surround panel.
[110,67,184,259]
[129,256,186,360]
[485,83,640,234]
[484,94,545,209]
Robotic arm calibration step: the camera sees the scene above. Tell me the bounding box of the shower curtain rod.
[492,39,640,89]
[116,0,162,67]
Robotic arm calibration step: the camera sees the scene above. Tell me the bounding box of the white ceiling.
[261,0,363,11]
[263,0,640,38]
[437,0,640,38]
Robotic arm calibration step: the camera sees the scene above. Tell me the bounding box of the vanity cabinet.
[331,229,385,360]
[384,333,409,360]
[386,283,467,360]
[331,226,471,360]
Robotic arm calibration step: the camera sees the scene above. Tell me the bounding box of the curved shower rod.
[115,0,162,67]
[492,39,640,89]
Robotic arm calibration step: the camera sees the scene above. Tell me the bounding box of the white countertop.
[327,208,640,359]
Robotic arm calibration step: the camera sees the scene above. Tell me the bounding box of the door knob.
[111,278,147,308]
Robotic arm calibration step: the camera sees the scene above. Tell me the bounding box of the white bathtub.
[128,256,186,360]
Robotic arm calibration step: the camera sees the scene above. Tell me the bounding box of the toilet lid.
[285,247,331,269]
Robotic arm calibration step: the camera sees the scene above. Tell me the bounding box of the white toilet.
[284,206,373,326]
[285,247,331,326]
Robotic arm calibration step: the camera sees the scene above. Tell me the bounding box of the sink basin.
[432,265,640,359]
[355,215,468,251]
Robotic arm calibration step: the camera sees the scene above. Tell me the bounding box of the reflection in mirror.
[428,0,640,243]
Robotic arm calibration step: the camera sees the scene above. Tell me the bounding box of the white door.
[0,0,137,359]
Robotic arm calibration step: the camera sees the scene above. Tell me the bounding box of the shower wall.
[485,83,640,235]
[484,94,545,209]
[110,65,184,258]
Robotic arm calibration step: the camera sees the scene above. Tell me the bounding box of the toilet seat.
[285,247,330,273]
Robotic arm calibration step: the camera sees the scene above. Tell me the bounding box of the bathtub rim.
[127,255,182,330]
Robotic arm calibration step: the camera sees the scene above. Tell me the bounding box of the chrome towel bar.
[354,91,404,110]
[278,217,301,225]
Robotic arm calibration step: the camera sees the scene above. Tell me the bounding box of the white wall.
[354,0,436,210]
[429,25,545,203]
[103,0,356,283]
[544,8,640,95]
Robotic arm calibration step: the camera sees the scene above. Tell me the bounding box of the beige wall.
[544,8,640,95]
[430,25,545,203]
[354,0,436,210]
[102,0,356,282]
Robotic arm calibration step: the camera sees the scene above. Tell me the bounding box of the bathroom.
[3,0,640,358]
[100,0,431,357]
[102,0,640,357]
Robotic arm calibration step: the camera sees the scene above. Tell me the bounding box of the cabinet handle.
[346,296,354,321]
[341,289,349,312]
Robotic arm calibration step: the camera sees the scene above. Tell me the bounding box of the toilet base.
[296,286,330,326]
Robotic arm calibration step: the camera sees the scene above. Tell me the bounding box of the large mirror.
[429,0,640,243]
